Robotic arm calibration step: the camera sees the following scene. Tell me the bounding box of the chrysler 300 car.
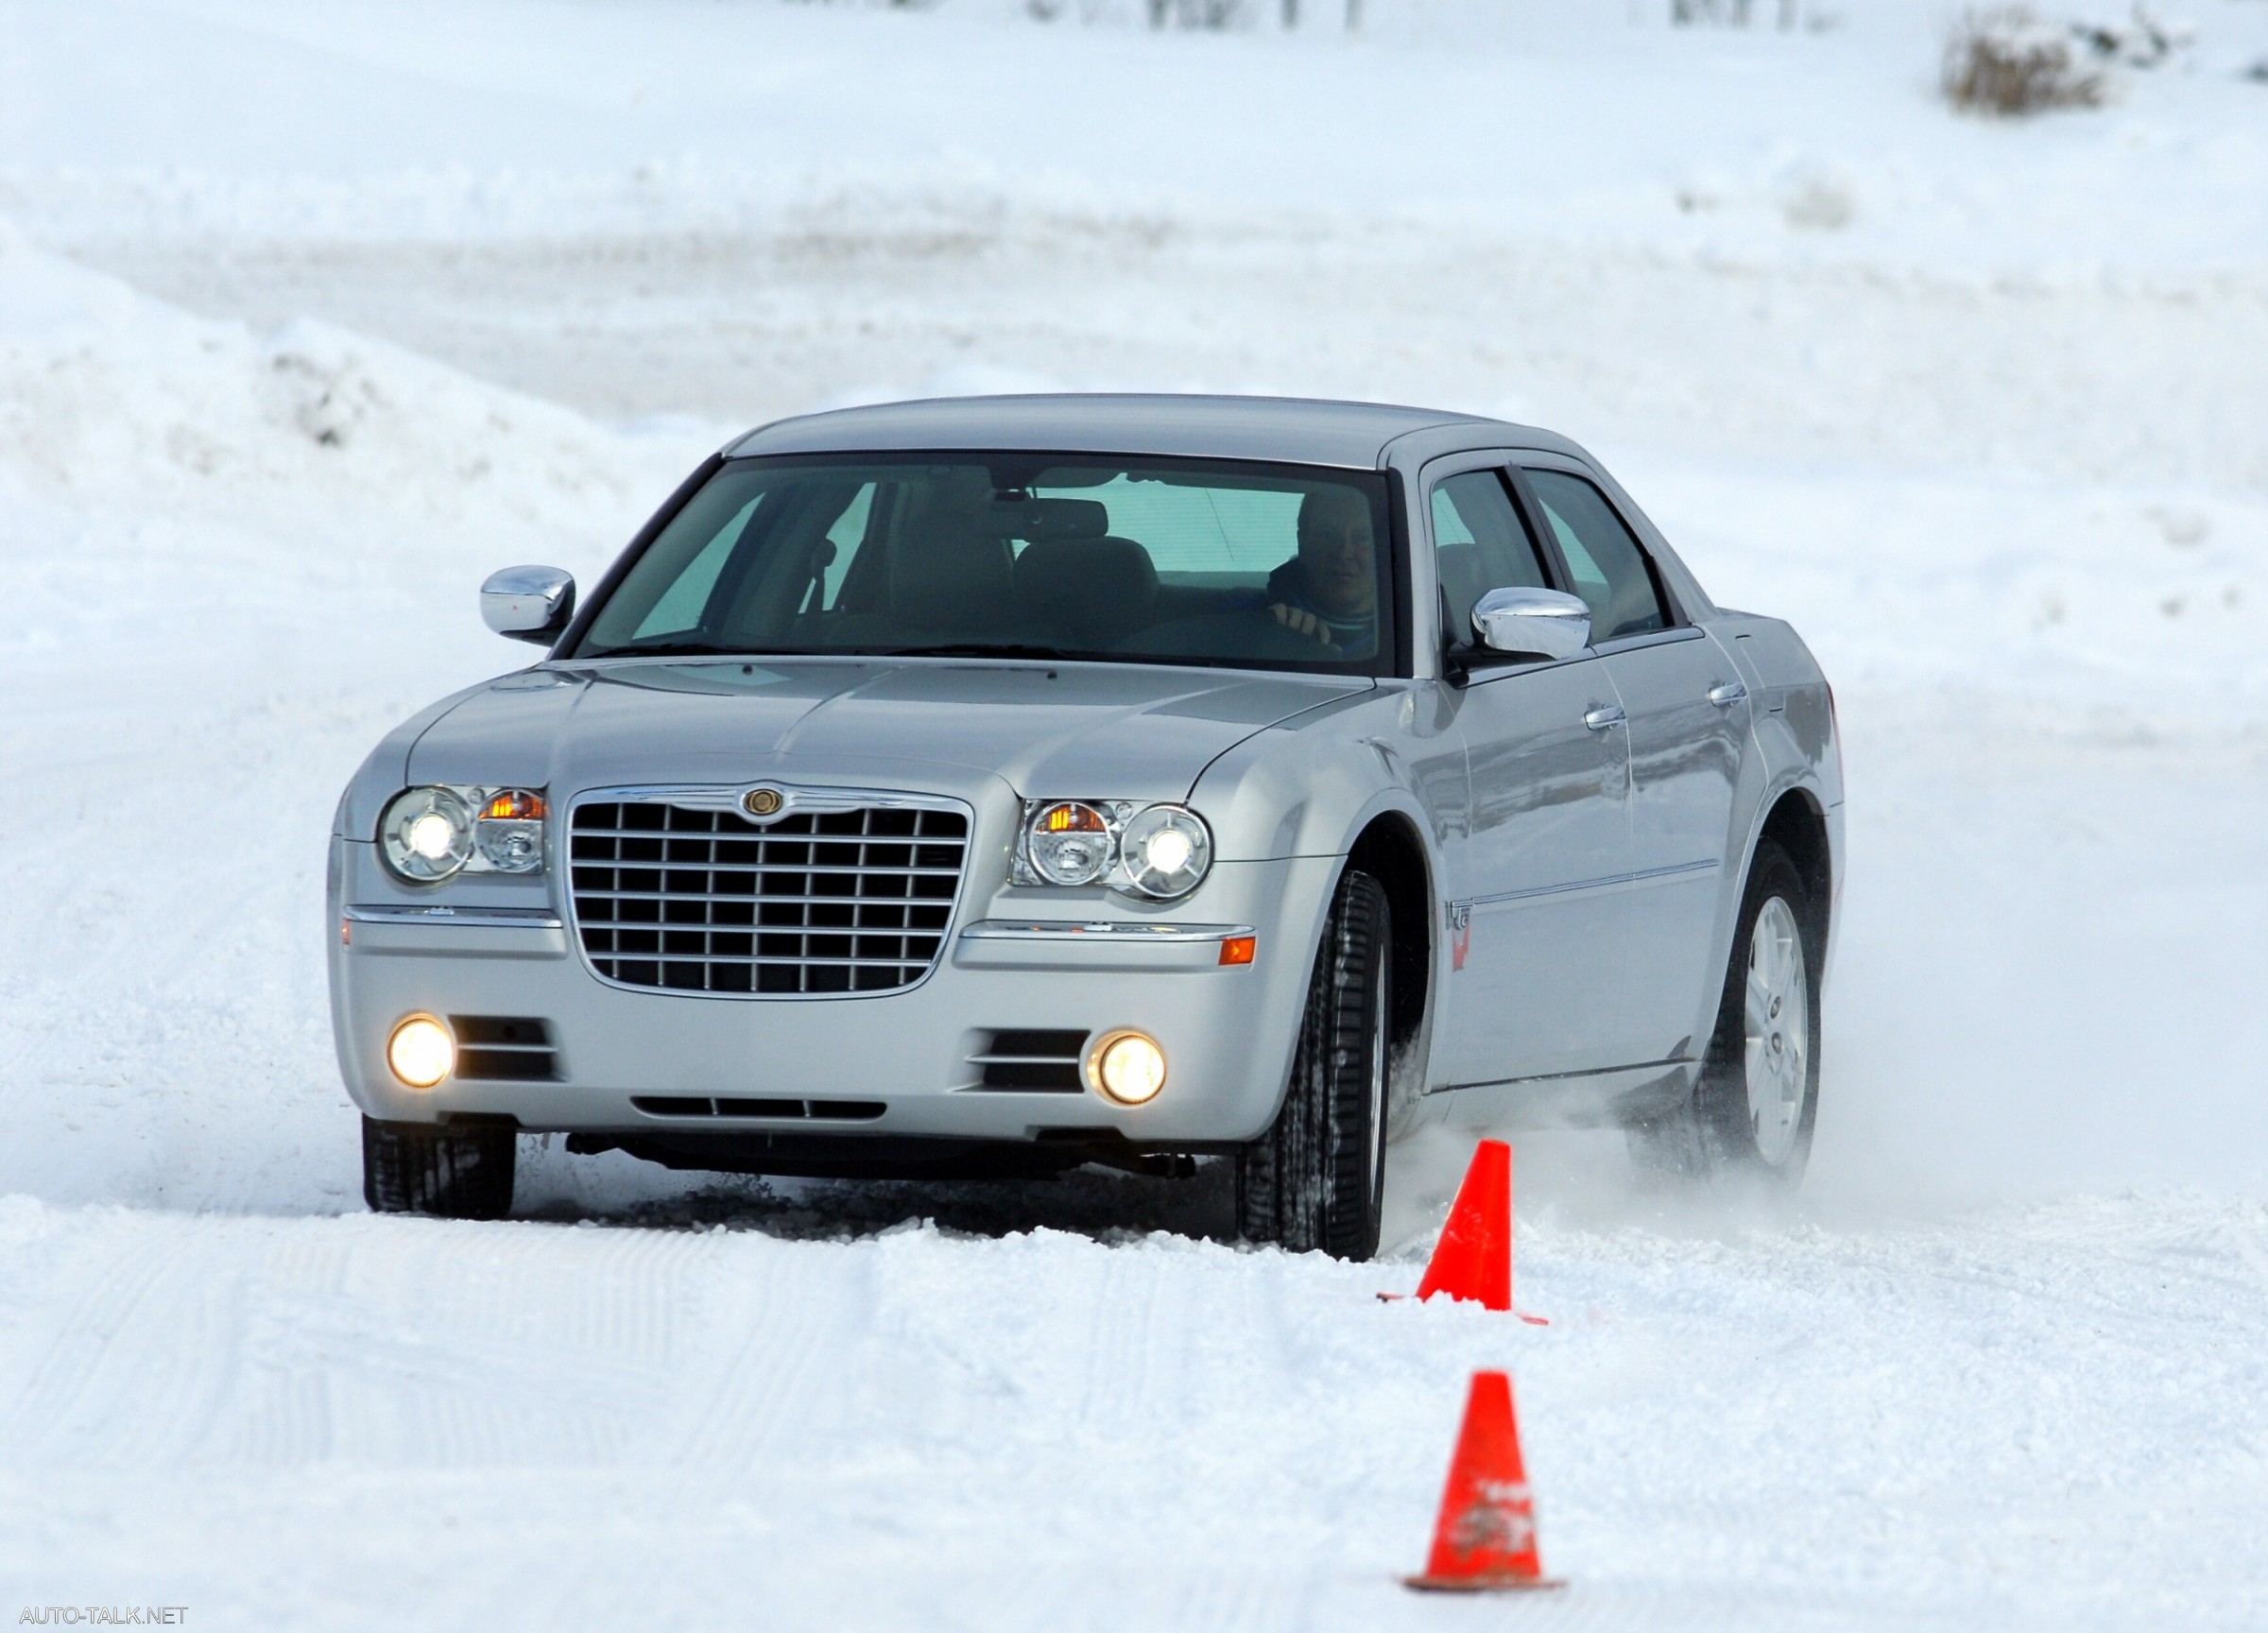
[328,394,1841,1260]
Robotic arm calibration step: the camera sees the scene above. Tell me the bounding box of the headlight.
[473,789,547,873]
[380,787,474,881]
[379,785,546,882]
[1118,805,1212,900]
[1015,799,1215,900]
[1025,800,1115,886]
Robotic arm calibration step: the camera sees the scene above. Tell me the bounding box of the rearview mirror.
[1470,586,1591,662]
[481,565,576,645]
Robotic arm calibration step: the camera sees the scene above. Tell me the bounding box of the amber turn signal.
[1218,935,1256,966]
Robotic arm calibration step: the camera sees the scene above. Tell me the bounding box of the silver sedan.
[328,394,1843,1259]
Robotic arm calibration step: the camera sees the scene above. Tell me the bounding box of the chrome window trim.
[563,782,976,1002]
[1590,627,1706,657]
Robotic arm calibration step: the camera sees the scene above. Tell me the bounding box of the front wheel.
[363,1116,516,1219]
[1237,868,1392,1261]
[1628,839,1821,1186]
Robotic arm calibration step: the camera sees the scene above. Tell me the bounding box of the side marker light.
[1218,936,1256,967]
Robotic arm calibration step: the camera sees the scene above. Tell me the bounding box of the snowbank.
[0,235,715,1212]
[8,0,2268,279]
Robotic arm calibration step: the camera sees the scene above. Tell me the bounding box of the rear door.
[1427,456,1635,1086]
[1515,460,1751,1065]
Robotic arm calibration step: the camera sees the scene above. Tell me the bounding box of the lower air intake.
[966,1029,1090,1092]
[630,1097,886,1122]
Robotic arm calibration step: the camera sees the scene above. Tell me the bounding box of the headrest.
[889,527,1016,630]
[1014,537,1159,651]
[988,497,1108,543]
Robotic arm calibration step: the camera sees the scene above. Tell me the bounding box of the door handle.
[1584,704,1626,731]
[1707,680,1748,708]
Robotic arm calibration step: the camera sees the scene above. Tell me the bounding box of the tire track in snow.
[208,1217,707,1469]
[1077,1250,1171,1434]
[660,1234,869,1471]
[0,1221,223,1463]
[221,1222,360,1465]
[329,1219,700,1467]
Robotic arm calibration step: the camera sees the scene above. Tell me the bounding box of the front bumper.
[328,851,1338,1149]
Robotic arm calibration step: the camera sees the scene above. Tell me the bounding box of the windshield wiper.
[584,640,1097,662]
[882,643,1087,661]
[582,640,755,660]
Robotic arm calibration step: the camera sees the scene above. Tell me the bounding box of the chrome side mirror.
[481,565,576,645]
[1470,586,1591,662]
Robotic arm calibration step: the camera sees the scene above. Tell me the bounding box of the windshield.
[572,454,1398,675]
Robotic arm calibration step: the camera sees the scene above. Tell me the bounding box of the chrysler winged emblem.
[741,787,785,818]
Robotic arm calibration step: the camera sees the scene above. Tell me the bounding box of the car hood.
[404,658,1373,805]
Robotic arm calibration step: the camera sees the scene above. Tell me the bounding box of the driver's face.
[1297,492,1377,619]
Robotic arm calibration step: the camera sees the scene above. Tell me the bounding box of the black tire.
[362,1116,517,1219]
[1237,868,1393,1260]
[1628,839,1822,1186]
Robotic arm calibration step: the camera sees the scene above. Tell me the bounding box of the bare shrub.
[1672,0,1805,29]
[2071,6,2191,70]
[1944,8,2105,115]
[1146,0,1250,26]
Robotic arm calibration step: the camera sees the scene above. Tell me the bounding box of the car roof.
[723,393,1576,470]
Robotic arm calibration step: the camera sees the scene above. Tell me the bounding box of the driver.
[1263,487,1379,658]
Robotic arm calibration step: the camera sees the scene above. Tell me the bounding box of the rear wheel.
[1237,868,1392,1260]
[362,1116,517,1219]
[1628,840,1821,1186]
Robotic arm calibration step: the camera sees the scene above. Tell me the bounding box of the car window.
[1036,474,1294,578]
[1523,470,1667,642]
[576,456,1396,675]
[631,496,761,640]
[1429,469,1547,648]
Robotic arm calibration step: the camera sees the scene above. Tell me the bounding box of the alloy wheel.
[1744,895,1811,1166]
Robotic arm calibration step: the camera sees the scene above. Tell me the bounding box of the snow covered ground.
[3,1,2266,1626]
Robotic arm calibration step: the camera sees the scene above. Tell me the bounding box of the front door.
[1519,464,1750,1063]
[1428,462,1635,1087]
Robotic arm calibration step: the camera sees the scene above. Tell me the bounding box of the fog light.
[387,1015,454,1090]
[1090,1029,1166,1106]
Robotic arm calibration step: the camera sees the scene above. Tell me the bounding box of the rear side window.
[1524,470,1667,642]
[1428,470,1547,647]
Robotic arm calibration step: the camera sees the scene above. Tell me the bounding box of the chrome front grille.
[568,792,970,997]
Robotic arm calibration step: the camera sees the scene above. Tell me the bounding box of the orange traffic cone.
[1392,1139,1547,1323]
[1404,1370,1565,1593]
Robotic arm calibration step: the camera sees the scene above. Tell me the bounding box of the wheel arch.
[1750,784,1833,955]
[1343,808,1435,1068]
